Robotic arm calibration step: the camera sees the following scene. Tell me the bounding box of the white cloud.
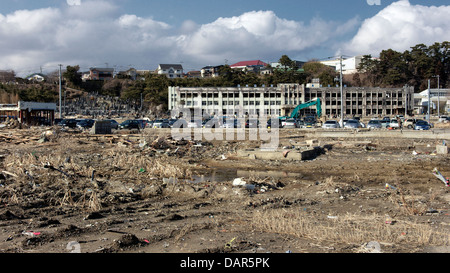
[341,0,450,56]
[179,10,360,65]
[0,6,360,76]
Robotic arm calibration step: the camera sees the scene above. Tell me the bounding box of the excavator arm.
[290,98,321,119]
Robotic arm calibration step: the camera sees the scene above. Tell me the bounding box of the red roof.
[230,60,268,68]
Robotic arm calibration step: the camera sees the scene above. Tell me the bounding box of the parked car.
[104,119,119,129]
[367,119,382,129]
[304,116,317,127]
[167,119,178,128]
[389,119,400,129]
[58,119,78,128]
[171,119,188,128]
[322,120,340,129]
[403,118,416,129]
[187,119,202,128]
[344,119,360,129]
[137,119,149,128]
[380,119,390,128]
[266,119,279,128]
[54,118,63,126]
[76,119,95,129]
[152,119,170,128]
[245,119,260,128]
[283,118,298,128]
[414,120,430,130]
[119,119,141,130]
[202,118,221,128]
[222,119,241,128]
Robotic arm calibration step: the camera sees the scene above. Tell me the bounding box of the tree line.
[1,41,448,109]
[352,41,449,91]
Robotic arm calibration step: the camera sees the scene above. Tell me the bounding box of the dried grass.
[250,209,450,247]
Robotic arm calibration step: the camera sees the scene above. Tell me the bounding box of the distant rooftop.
[230,60,268,68]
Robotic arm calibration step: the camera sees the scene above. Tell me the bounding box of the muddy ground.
[0,125,449,254]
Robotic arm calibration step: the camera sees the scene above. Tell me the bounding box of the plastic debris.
[385,183,397,190]
[432,168,450,187]
[225,237,236,249]
[22,231,41,237]
[232,178,255,190]
[232,178,246,187]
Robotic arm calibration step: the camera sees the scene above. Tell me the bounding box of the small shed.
[0,101,57,126]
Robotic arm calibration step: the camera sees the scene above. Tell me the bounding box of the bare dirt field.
[0,125,449,254]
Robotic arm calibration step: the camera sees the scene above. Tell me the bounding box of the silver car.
[344,119,360,129]
[367,119,382,129]
[322,120,340,129]
[389,119,400,129]
[283,118,298,128]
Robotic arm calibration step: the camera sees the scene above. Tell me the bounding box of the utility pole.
[404,85,408,116]
[434,75,440,118]
[427,79,430,123]
[340,55,344,126]
[59,64,63,119]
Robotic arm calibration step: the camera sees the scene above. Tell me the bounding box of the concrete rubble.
[0,121,449,253]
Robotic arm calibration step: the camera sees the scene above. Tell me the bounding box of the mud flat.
[0,126,449,253]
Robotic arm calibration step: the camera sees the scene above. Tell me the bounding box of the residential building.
[413,88,450,115]
[201,65,223,78]
[26,73,46,82]
[270,61,305,71]
[156,64,183,78]
[230,60,268,73]
[186,71,202,78]
[320,56,363,75]
[87,67,114,81]
[168,84,414,118]
[115,68,138,80]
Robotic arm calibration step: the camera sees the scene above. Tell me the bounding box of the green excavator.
[279,98,322,121]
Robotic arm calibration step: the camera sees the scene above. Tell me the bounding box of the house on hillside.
[230,60,268,74]
[86,67,114,81]
[186,71,202,78]
[320,56,363,75]
[26,73,46,82]
[201,65,223,78]
[270,61,306,71]
[156,64,183,78]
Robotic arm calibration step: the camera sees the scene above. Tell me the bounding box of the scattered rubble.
[0,125,449,253]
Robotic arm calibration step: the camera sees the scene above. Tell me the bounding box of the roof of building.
[90,67,114,72]
[158,64,183,70]
[230,60,268,68]
[26,73,46,79]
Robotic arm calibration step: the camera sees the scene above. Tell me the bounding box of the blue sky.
[1,0,449,76]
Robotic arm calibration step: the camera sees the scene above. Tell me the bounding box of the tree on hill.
[63,65,82,88]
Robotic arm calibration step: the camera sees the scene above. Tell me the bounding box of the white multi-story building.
[168,84,414,118]
[414,88,450,115]
[156,64,183,78]
[320,56,363,74]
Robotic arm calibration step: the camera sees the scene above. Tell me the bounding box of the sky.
[1,0,449,77]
